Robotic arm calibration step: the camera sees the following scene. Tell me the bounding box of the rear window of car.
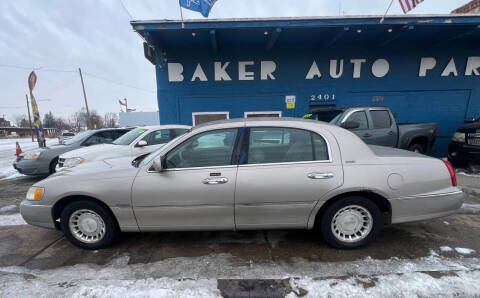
[370,110,392,129]
[247,127,329,164]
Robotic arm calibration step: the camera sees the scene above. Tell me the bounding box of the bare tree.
[103,112,119,128]
[13,114,29,127]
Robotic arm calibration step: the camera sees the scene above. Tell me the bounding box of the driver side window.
[345,111,368,130]
[164,129,238,169]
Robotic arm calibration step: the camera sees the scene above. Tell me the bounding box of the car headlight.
[26,187,44,201]
[451,132,466,143]
[62,157,85,168]
[22,151,41,159]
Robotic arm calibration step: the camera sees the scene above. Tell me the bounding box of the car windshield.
[113,128,147,145]
[63,131,92,145]
[138,134,187,167]
[329,113,343,124]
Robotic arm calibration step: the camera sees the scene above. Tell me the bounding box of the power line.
[118,0,133,19]
[0,64,155,93]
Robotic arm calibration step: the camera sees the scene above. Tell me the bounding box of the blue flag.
[179,0,217,17]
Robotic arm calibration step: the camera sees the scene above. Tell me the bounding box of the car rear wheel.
[60,201,117,249]
[320,196,383,249]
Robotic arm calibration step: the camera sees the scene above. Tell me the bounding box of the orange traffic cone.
[15,142,22,156]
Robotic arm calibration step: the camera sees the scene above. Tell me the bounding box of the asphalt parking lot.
[0,173,479,296]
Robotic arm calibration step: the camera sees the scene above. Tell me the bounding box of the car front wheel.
[320,197,382,249]
[60,201,117,249]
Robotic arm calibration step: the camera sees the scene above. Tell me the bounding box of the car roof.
[192,117,335,130]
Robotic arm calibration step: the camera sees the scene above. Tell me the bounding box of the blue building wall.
[144,20,479,157]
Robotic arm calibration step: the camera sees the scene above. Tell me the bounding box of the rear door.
[234,126,343,229]
[368,109,398,147]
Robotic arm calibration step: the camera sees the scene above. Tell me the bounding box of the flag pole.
[179,4,185,29]
[380,0,395,24]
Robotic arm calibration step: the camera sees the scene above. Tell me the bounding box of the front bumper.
[20,200,55,229]
[448,141,480,166]
[391,190,464,224]
[13,158,49,176]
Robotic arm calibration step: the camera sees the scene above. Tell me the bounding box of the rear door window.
[370,110,392,129]
[247,127,329,164]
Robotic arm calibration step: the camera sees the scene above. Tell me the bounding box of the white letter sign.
[168,63,184,82]
[419,57,436,77]
[239,61,254,80]
[305,60,322,80]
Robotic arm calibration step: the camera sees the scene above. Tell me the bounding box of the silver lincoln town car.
[20,118,463,249]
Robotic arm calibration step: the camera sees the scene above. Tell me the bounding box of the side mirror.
[136,140,148,147]
[393,112,398,119]
[341,121,360,130]
[152,156,165,172]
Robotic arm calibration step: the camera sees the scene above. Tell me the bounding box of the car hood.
[60,144,119,159]
[21,144,75,155]
[456,122,480,133]
[46,156,138,181]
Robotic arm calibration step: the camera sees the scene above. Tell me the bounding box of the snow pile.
[0,213,27,226]
[0,205,16,213]
[287,270,480,298]
[455,248,476,255]
[440,246,453,252]
[459,203,480,214]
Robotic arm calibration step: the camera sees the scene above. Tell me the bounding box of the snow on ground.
[460,203,480,214]
[0,213,26,226]
[455,248,476,255]
[0,205,16,213]
[0,138,58,179]
[1,252,480,297]
[440,246,453,252]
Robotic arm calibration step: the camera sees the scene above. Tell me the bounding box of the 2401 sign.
[310,93,336,102]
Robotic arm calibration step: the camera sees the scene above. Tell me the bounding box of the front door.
[234,126,343,229]
[342,110,373,144]
[132,128,239,231]
[368,109,398,147]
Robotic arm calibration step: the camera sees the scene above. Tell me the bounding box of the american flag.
[399,0,424,13]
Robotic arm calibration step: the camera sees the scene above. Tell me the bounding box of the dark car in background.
[13,128,132,176]
[448,121,480,168]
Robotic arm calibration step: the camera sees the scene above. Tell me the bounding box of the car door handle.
[202,177,228,185]
[387,131,394,135]
[308,172,334,179]
[362,133,372,138]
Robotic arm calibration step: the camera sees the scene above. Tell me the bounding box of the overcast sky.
[0,0,471,124]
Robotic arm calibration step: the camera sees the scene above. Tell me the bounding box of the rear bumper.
[448,141,480,166]
[20,200,55,229]
[391,190,464,224]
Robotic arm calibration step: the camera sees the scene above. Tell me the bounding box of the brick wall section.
[452,0,480,13]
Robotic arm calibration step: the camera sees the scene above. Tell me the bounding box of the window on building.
[345,111,369,129]
[165,129,237,168]
[192,112,229,126]
[244,111,281,118]
[370,110,392,129]
[247,127,329,164]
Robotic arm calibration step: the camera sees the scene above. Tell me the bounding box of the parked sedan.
[20,118,463,250]
[13,128,132,176]
[57,125,190,170]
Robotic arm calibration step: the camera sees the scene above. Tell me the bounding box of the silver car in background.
[20,118,463,250]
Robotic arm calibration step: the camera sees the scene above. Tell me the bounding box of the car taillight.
[442,160,457,186]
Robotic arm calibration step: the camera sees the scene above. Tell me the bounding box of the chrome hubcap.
[331,205,372,243]
[69,209,106,243]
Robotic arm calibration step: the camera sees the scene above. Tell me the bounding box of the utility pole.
[78,68,91,129]
[25,94,34,142]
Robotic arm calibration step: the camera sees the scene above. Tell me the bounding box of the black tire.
[408,143,425,154]
[49,158,58,174]
[320,196,383,249]
[60,201,117,250]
